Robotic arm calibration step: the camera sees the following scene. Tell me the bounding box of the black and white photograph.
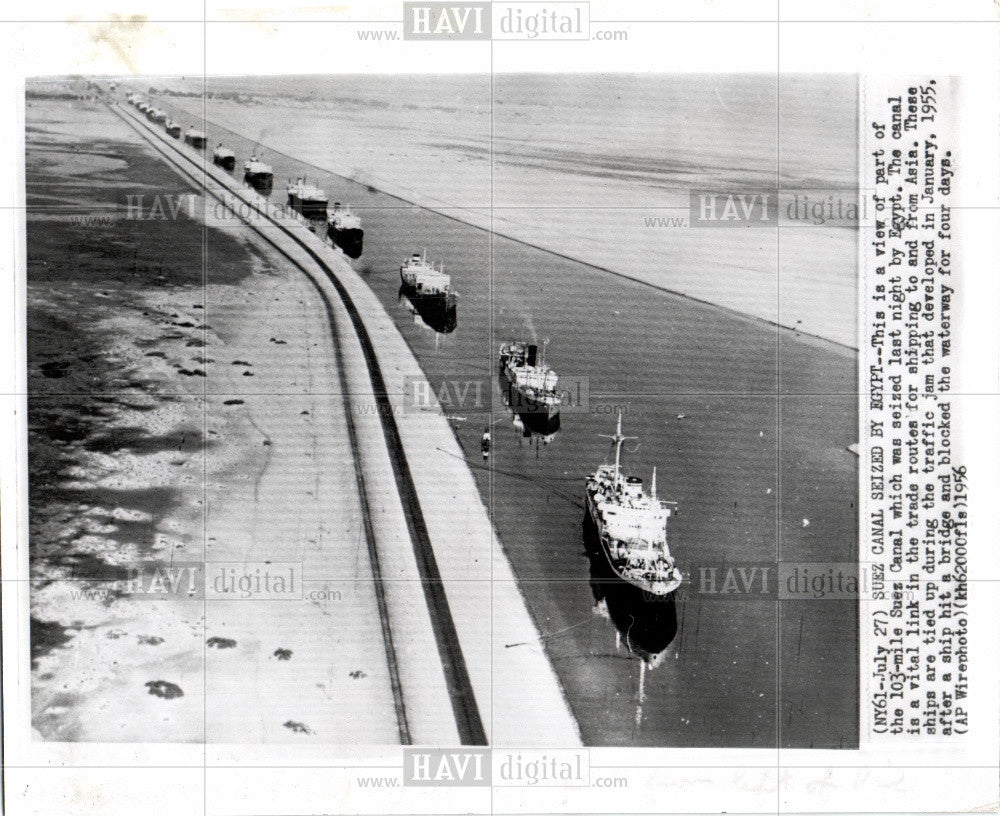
[3,3,999,815]
[26,70,858,747]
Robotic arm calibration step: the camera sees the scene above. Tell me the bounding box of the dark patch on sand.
[30,617,74,667]
[206,637,237,649]
[39,360,72,378]
[59,551,133,584]
[83,425,205,456]
[145,680,184,699]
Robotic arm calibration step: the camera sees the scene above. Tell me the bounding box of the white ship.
[327,203,364,258]
[498,340,562,419]
[585,412,682,597]
[399,251,457,307]
[286,177,329,219]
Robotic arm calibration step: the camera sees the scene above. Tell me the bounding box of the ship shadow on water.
[398,286,457,334]
[583,508,678,669]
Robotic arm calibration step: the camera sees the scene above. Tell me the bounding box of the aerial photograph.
[26,72,858,747]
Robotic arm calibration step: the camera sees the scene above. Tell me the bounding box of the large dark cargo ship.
[212,144,236,171]
[286,177,329,219]
[243,155,274,194]
[183,128,207,149]
[498,340,562,420]
[327,203,364,258]
[399,251,457,310]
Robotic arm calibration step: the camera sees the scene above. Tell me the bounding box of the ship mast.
[599,411,637,480]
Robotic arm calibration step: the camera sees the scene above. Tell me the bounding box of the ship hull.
[244,172,273,195]
[213,155,236,171]
[329,226,364,259]
[518,405,561,437]
[287,194,329,220]
[584,493,681,597]
[399,276,457,309]
[398,286,457,334]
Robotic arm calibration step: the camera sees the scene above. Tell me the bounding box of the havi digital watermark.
[403,2,589,41]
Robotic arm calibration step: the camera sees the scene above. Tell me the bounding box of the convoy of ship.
[122,90,684,659]
[126,95,371,261]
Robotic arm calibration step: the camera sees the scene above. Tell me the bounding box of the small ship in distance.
[498,340,562,420]
[327,203,364,258]
[585,413,682,597]
[286,176,329,219]
[244,155,274,194]
[183,128,207,149]
[213,144,236,171]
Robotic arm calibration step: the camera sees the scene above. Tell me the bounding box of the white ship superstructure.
[498,340,562,419]
[585,413,682,596]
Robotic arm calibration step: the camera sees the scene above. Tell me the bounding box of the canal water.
[150,87,859,748]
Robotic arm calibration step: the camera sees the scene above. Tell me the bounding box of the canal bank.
[113,99,582,746]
